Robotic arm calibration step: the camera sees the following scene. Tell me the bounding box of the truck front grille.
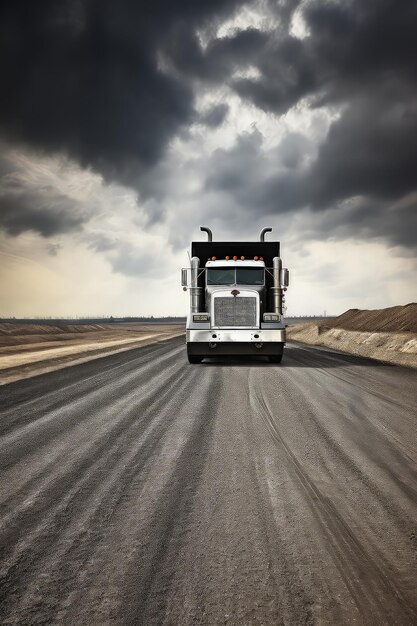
[214,297,257,327]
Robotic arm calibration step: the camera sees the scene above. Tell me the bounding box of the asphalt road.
[1,337,416,625]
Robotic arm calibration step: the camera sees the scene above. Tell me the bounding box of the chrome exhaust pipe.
[190,256,202,313]
[200,226,213,242]
[271,256,283,315]
[260,227,272,242]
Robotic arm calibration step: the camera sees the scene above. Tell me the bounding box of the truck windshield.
[236,268,264,285]
[207,267,264,285]
[207,268,235,285]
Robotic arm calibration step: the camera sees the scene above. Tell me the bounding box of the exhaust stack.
[200,226,213,242]
[260,227,272,242]
[190,256,202,313]
[271,256,283,315]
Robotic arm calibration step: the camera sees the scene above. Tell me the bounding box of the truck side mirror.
[280,268,289,287]
[181,268,188,287]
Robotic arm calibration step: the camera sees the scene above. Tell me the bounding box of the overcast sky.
[0,0,416,317]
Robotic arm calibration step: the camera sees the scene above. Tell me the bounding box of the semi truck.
[181,226,289,363]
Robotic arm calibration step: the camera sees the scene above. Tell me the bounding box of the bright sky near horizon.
[0,0,416,317]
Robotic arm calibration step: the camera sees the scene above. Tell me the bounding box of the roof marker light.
[212,256,216,261]
[241,256,245,260]
[254,256,259,261]
[233,255,238,260]
[225,255,230,260]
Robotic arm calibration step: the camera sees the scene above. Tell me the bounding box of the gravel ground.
[0,324,184,384]
[1,337,416,625]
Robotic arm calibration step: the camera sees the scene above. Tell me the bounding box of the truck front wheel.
[269,354,283,364]
[188,354,203,364]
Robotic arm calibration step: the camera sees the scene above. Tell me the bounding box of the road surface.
[1,337,416,625]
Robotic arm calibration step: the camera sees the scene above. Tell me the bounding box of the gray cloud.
[0,151,88,237]
[47,242,63,256]
[309,96,417,208]
[88,233,119,254]
[203,126,417,250]
[205,128,314,213]
[198,103,229,128]
[219,0,417,113]
[232,35,316,114]
[196,0,417,251]
[316,197,417,252]
[165,27,269,83]
[1,0,417,254]
[0,190,86,237]
[0,0,246,194]
[110,245,159,278]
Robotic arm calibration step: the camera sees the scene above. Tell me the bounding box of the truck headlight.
[193,314,209,322]
[263,313,279,322]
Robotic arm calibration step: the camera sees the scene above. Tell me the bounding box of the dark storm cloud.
[0,186,87,237]
[0,0,246,193]
[1,0,417,251]
[304,0,417,105]
[204,126,417,250]
[196,0,417,250]
[232,35,316,114]
[301,196,417,253]
[165,27,269,82]
[205,128,314,212]
[309,97,417,208]
[0,151,88,236]
[224,0,417,113]
[0,189,86,237]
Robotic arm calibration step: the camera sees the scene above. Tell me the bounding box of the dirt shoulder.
[0,323,185,385]
[287,309,417,369]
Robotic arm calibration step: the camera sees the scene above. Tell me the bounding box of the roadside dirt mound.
[288,305,417,369]
[321,303,417,333]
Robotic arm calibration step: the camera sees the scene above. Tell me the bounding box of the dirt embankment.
[287,303,417,369]
[0,322,185,384]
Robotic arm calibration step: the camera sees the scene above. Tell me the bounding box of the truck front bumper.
[186,328,286,356]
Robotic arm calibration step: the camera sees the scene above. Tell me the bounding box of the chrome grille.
[214,296,257,326]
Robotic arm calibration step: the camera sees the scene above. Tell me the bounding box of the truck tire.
[269,354,283,363]
[188,354,203,364]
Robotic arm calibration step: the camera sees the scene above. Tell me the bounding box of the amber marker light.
[225,255,230,260]
[212,256,216,261]
[254,256,259,261]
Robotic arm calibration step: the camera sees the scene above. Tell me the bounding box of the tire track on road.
[1,338,416,625]
[0,346,190,624]
[250,380,417,624]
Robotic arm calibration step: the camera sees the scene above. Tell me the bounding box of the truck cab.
[205,259,265,329]
[181,227,289,363]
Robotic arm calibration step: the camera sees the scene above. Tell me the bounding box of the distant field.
[0,322,185,384]
[285,316,333,325]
